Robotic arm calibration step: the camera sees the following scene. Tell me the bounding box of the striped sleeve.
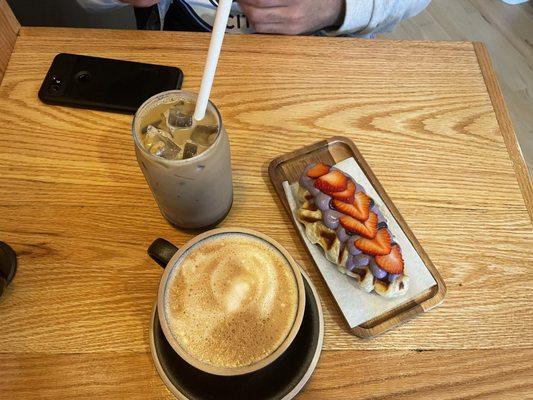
[325,0,431,36]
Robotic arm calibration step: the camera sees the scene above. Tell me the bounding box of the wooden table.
[0,28,532,399]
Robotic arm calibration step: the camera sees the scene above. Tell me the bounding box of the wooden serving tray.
[268,136,446,338]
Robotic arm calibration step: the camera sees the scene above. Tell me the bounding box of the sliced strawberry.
[332,199,358,218]
[332,191,371,220]
[315,170,347,193]
[355,228,391,255]
[339,212,378,239]
[306,163,331,179]
[376,245,404,274]
[330,180,355,203]
[353,192,371,220]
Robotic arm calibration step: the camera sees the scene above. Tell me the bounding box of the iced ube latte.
[133,90,233,229]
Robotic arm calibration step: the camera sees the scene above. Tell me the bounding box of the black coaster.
[150,271,324,400]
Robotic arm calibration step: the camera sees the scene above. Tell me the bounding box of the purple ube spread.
[322,210,343,230]
[336,226,351,243]
[369,259,387,279]
[372,206,386,225]
[300,164,400,283]
[315,192,332,211]
[347,254,370,271]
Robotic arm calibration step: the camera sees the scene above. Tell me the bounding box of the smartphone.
[38,53,184,113]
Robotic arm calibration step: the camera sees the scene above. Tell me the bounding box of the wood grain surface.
[383,0,533,176]
[0,28,532,398]
[1,349,532,399]
[0,0,19,83]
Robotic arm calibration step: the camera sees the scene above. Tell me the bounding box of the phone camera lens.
[75,71,91,83]
[48,75,63,95]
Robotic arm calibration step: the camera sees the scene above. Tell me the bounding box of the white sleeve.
[326,0,431,36]
[76,0,128,12]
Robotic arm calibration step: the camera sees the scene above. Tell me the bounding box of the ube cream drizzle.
[300,164,400,283]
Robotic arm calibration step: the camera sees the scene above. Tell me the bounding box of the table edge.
[473,42,533,223]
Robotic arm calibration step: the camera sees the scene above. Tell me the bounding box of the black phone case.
[38,53,184,113]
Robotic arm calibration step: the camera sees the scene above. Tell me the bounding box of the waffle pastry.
[296,165,409,298]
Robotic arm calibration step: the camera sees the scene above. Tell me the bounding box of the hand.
[238,0,344,35]
[119,0,160,7]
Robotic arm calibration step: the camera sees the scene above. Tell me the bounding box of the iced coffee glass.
[132,90,233,229]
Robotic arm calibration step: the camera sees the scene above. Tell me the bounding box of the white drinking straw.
[193,0,233,122]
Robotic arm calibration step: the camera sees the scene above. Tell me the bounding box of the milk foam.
[164,233,299,368]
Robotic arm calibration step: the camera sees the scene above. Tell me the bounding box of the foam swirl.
[165,234,298,368]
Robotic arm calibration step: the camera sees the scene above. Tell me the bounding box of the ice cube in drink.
[139,97,218,161]
[144,127,181,159]
[166,103,192,129]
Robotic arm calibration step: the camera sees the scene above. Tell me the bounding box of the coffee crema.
[164,233,299,368]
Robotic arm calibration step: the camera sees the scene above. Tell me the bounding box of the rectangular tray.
[269,136,446,338]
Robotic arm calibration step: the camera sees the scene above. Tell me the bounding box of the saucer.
[149,269,324,400]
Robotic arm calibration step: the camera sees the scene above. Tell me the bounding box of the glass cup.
[132,90,233,229]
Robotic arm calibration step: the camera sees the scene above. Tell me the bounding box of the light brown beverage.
[163,233,299,369]
[133,91,233,229]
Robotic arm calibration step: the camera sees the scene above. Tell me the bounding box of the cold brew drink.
[133,90,233,229]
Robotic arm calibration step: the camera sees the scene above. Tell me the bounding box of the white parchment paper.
[283,157,436,328]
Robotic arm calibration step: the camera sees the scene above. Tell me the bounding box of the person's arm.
[76,0,127,12]
[77,0,159,12]
[238,0,429,36]
[326,0,431,36]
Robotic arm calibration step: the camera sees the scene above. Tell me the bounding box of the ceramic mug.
[147,228,306,376]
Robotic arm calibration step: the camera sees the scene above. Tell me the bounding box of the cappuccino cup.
[148,228,306,376]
